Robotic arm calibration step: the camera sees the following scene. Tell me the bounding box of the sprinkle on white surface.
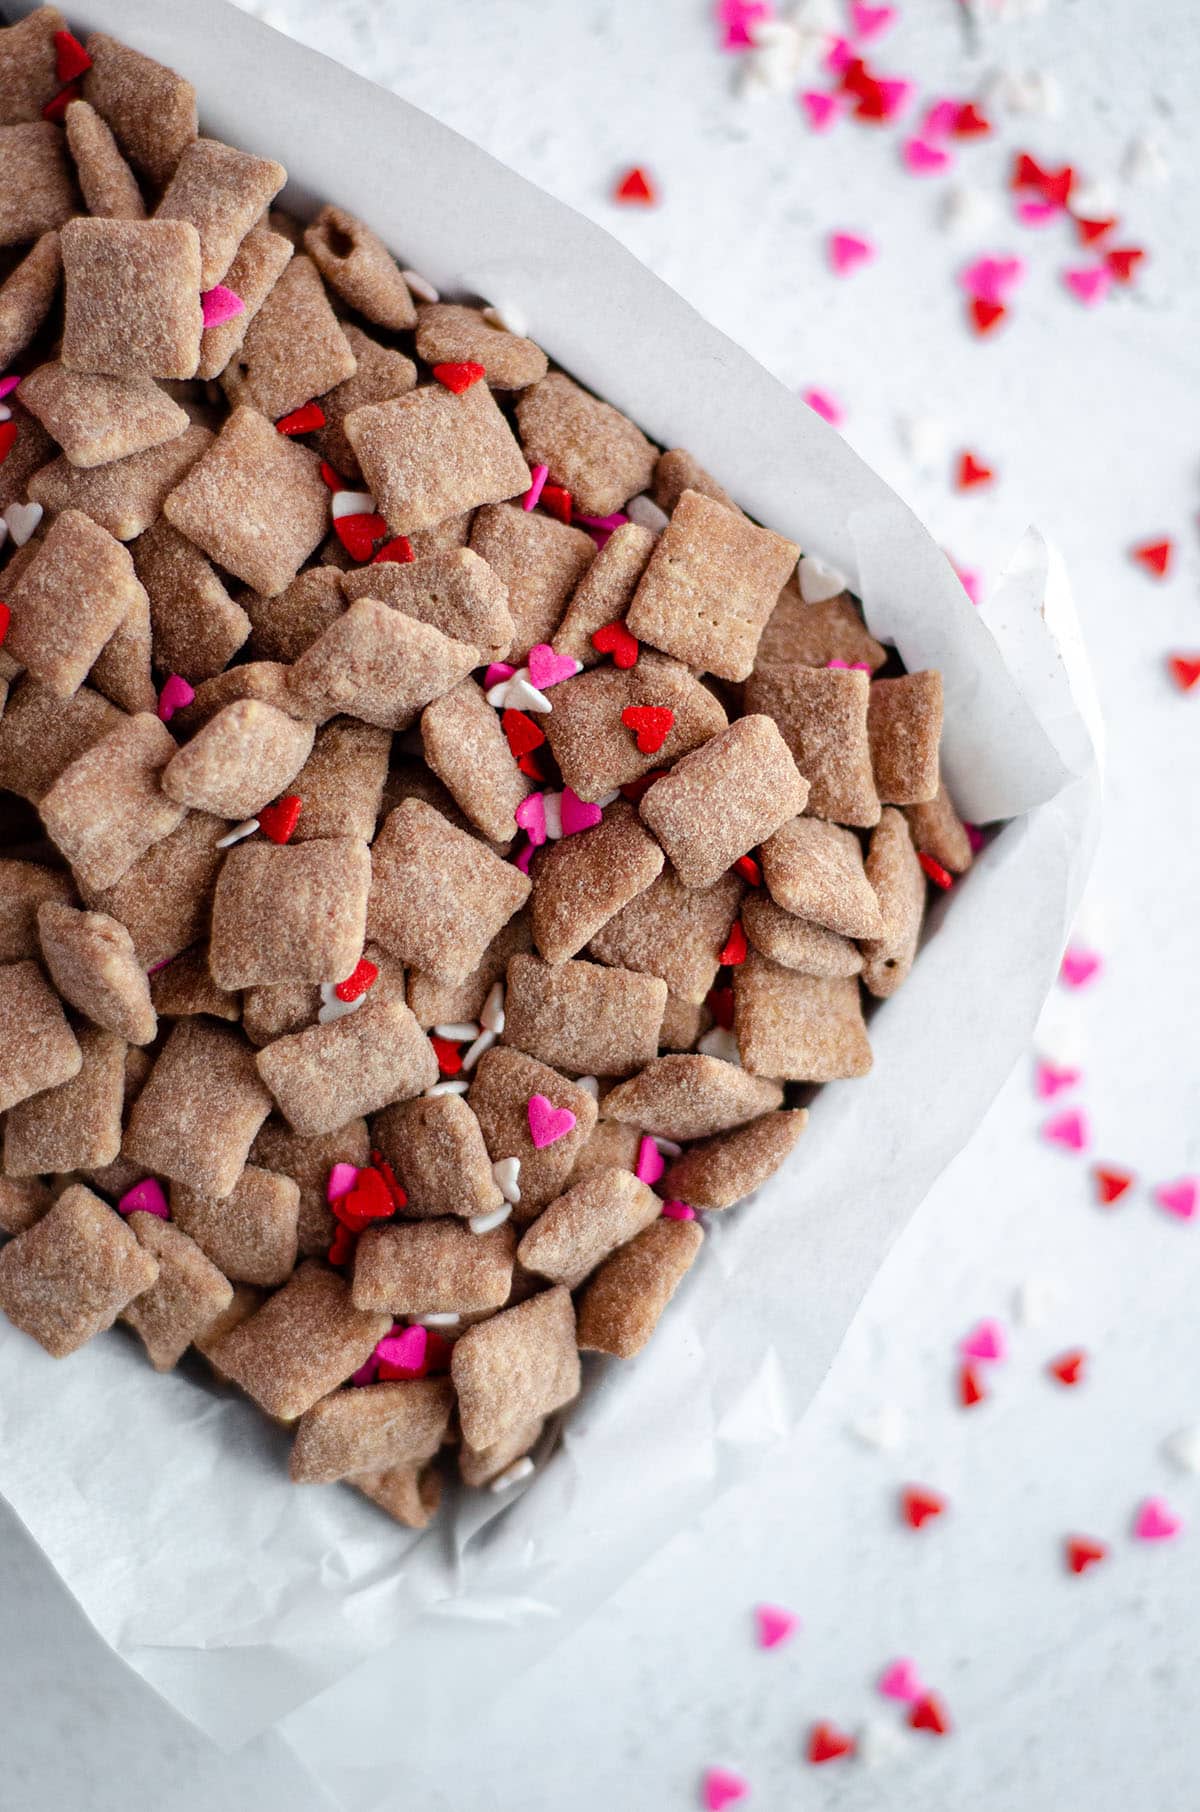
[847,1403,909,1454]
[489,1456,535,1493]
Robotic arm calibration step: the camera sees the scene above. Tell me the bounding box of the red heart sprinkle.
[373,536,414,564]
[257,795,302,844]
[1131,538,1172,578]
[851,79,889,121]
[517,749,549,781]
[368,1149,408,1212]
[807,1722,855,1765]
[0,420,17,465]
[276,401,326,435]
[718,920,748,966]
[334,511,387,562]
[0,601,9,649]
[334,1164,395,1230]
[733,853,762,887]
[959,1361,986,1408]
[1093,1165,1134,1204]
[968,297,1007,336]
[918,851,954,889]
[502,708,546,758]
[1049,1348,1086,1386]
[1075,215,1117,246]
[618,767,666,802]
[1168,654,1200,693]
[956,450,994,490]
[952,100,991,137]
[909,1693,951,1736]
[1012,150,1050,189]
[54,28,92,81]
[902,1485,947,1528]
[540,482,573,524]
[1106,245,1145,283]
[42,79,80,121]
[320,460,346,490]
[432,360,486,394]
[621,704,675,754]
[839,58,874,99]
[327,1222,358,1266]
[334,957,379,1003]
[707,984,734,1030]
[613,165,657,205]
[430,1034,463,1076]
[1066,1535,1108,1574]
[591,620,640,668]
[1038,165,1074,208]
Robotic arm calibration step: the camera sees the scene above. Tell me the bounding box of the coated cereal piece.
[89,585,157,716]
[209,836,370,991]
[469,502,594,663]
[243,566,344,665]
[377,752,476,839]
[291,1376,454,1484]
[20,362,190,470]
[287,600,477,732]
[868,671,943,806]
[354,1463,442,1528]
[576,1216,704,1359]
[239,977,319,1046]
[0,7,63,125]
[170,661,299,736]
[303,204,416,331]
[372,1091,504,1219]
[164,406,328,596]
[346,380,530,536]
[191,1280,263,1363]
[367,798,531,982]
[743,664,880,828]
[760,815,884,939]
[659,992,708,1050]
[0,122,76,247]
[502,952,666,1077]
[0,1183,157,1358]
[406,509,475,562]
[156,136,287,290]
[459,1414,544,1489]
[515,372,656,517]
[221,254,356,422]
[341,549,514,665]
[6,511,146,699]
[82,33,197,187]
[627,490,798,683]
[37,900,156,1043]
[415,303,547,391]
[903,779,973,876]
[660,1108,808,1210]
[468,1047,597,1222]
[3,1026,125,1176]
[0,962,83,1113]
[860,806,925,999]
[518,1167,662,1289]
[311,321,417,480]
[256,995,437,1137]
[170,1163,300,1288]
[542,651,728,804]
[600,1053,783,1140]
[530,802,665,964]
[162,698,315,821]
[0,402,54,511]
[639,716,808,891]
[567,1118,641,1184]
[421,679,529,845]
[0,230,61,369]
[0,1175,52,1236]
[132,518,251,682]
[121,1213,233,1372]
[740,892,862,978]
[82,808,225,968]
[28,422,213,542]
[0,861,74,963]
[124,1018,273,1199]
[452,1283,580,1450]
[405,907,532,1031]
[733,952,872,1080]
[149,944,240,1022]
[754,580,886,672]
[60,217,202,379]
[207,1259,390,1422]
[552,521,656,667]
[652,448,739,516]
[39,712,185,892]
[63,99,145,220]
[588,866,741,1004]
[288,717,390,843]
[196,221,293,382]
[352,1218,516,1316]
[251,1115,369,1257]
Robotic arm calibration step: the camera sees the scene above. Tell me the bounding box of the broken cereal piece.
[352,1218,516,1316]
[576,1216,704,1358]
[469,501,594,664]
[760,815,884,938]
[287,599,477,730]
[861,806,925,998]
[290,1376,454,1484]
[740,893,863,977]
[0,1182,158,1357]
[552,521,656,668]
[515,372,655,517]
[63,98,145,220]
[868,671,943,805]
[162,698,315,820]
[468,1047,597,1221]
[503,952,667,1077]
[124,1019,273,1199]
[60,217,202,379]
[6,509,147,697]
[638,715,808,889]
[660,1108,808,1210]
[170,1164,300,1288]
[209,835,370,990]
[0,230,62,370]
[588,865,742,1003]
[903,779,973,876]
[220,253,356,421]
[543,650,727,803]
[82,32,197,187]
[39,712,185,892]
[452,1283,580,1449]
[345,379,530,536]
[206,1260,390,1421]
[121,1212,233,1372]
[367,798,531,982]
[530,800,665,963]
[372,1092,504,1219]
[303,204,416,331]
[518,1166,663,1288]
[341,549,514,665]
[600,1053,783,1140]
[37,900,157,1044]
[744,664,880,827]
[255,995,437,1137]
[3,1025,124,1175]
[733,952,872,1080]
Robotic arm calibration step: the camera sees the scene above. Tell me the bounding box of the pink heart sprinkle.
[514,791,547,847]
[824,33,855,73]
[573,511,629,532]
[635,1135,665,1186]
[528,1093,577,1149]
[1154,1177,1197,1222]
[527,643,579,689]
[1017,199,1061,226]
[960,1318,1006,1363]
[878,1656,925,1703]
[522,463,548,511]
[0,374,20,399]
[156,673,195,722]
[1063,265,1112,306]
[922,98,960,138]
[717,0,771,51]
[375,1324,427,1371]
[850,0,896,39]
[829,231,875,277]
[1035,1059,1082,1099]
[200,284,245,328]
[965,822,984,852]
[118,1178,168,1218]
[1042,1107,1090,1153]
[350,1355,379,1387]
[903,137,951,175]
[514,840,534,874]
[799,89,841,132]
[1060,946,1102,989]
[875,78,914,119]
[560,785,603,836]
[959,255,1025,304]
[702,1768,749,1812]
[802,387,842,426]
[484,660,516,690]
[326,1162,358,1202]
[1133,1496,1183,1542]
[754,1603,798,1650]
[662,1200,696,1220]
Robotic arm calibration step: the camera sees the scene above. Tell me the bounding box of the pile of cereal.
[0,10,974,1526]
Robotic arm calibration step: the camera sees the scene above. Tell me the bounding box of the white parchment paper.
[0,0,1100,1766]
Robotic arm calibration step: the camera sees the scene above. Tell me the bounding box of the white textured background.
[3,2,1198,1808]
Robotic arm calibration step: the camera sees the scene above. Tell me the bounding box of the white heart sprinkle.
[331,488,376,520]
[625,493,669,534]
[469,1203,513,1235]
[424,1078,469,1097]
[697,1026,741,1064]
[797,554,847,604]
[5,500,43,546]
[1013,1273,1062,1329]
[848,1403,908,1454]
[215,818,259,849]
[542,791,564,841]
[481,300,529,338]
[505,675,552,715]
[401,267,439,303]
[317,982,366,1024]
[857,1719,912,1769]
[491,1156,522,1204]
[489,1455,535,1493]
[575,1075,600,1100]
[939,183,997,236]
[1163,1426,1200,1475]
[460,1028,496,1073]
[433,1021,480,1042]
[480,980,506,1034]
[896,413,948,472]
[415,1311,460,1328]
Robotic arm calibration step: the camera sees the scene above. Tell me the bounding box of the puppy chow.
[868,671,944,805]
[588,865,742,1004]
[303,205,417,331]
[352,1218,516,1316]
[468,1047,597,1223]
[0,860,74,962]
[468,502,594,663]
[19,362,190,470]
[515,372,656,517]
[255,995,437,1137]
[220,253,356,421]
[28,421,213,541]
[0,1183,158,1358]
[638,715,808,890]
[502,952,667,1078]
[341,549,515,665]
[60,217,202,379]
[575,1216,704,1359]
[860,806,925,999]
[744,663,880,828]
[600,1054,783,1141]
[660,1108,808,1210]
[206,1260,390,1422]
[6,509,146,697]
[37,900,156,1044]
[542,651,727,803]
[517,1167,662,1289]
[63,99,145,221]
[209,835,370,990]
[3,1025,125,1176]
[162,698,315,820]
[451,1283,580,1450]
[552,521,656,668]
[372,1092,503,1219]
[121,1212,233,1372]
[170,1164,300,1288]
[123,1019,273,1199]
[366,798,530,982]
[733,953,872,1081]
[0,230,62,370]
[345,379,530,535]
[760,815,884,939]
[291,1376,454,1485]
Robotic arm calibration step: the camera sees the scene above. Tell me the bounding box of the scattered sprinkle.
[904,137,952,176]
[334,957,378,1003]
[469,1203,514,1235]
[326,1162,358,1202]
[333,510,388,562]
[635,1135,666,1187]
[1153,1177,1197,1222]
[901,1485,946,1529]
[801,387,843,425]
[1042,1107,1089,1153]
[662,1200,697,1220]
[849,1402,908,1453]
[828,231,875,276]
[1035,1058,1081,1099]
[4,499,42,545]
[918,851,954,889]
[1093,1165,1134,1205]
[1163,1427,1200,1475]
[540,481,573,524]
[1133,1497,1183,1542]
[591,619,640,668]
[733,853,762,887]
[799,90,842,132]
[156,673,194,722]
[878,1656,925,1702]
[560,785,603,835]
[797,553,847,603]
[754,1602,799,1650]
[528,643,580,689]
[1059,946,1102,989]
[492,1156,522,1204]
[613,165,658,205]
[375,1324,427,1375]
[955,450,994,490]
[215,819,259,849]
[1168,654,1200,693]
[373,536,414,564]
[1049,1349,1086,1386]
[959,1361,986,1407]
[490,1455,536,1492]
[960,1317,1006,1362]
[53,27,91,82]
[909,1692,951,1736]
[1066,1534,1108,1574]
[1063,265,1111,307]
[1131,537,1173,579]
[968,296,1007,336]
[807,1722,856,1765]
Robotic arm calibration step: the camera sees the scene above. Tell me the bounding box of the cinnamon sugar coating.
[868,671,943,805]
[600,1053,782,1141]
[588,865,741,1004]
[733,953,872,1081]
[367,798,530,983]
[122,1212,233,1372]
[760,815,884,939]
[468,1046,597,1224]
[0,231,61,369]
[63,100,145,220]
[515,372,656,517]
[0,861,74,962]
[341,548,514,665]
[660,1108,807,1210]
[0,122,77,247]
[529,802,665,964]
[162,698,315,820]
[28,421,213,541]
[552,521,656,667]
[468,502,594,663]
[61,217,202,379]
[123,1019,273,1199]
[6,509,146,698]
[754,581,886,672]
[37,900,156,1044]
[0,1183,158,1358]
[220,254,356,422]
[346,380,529,535]
[0,679,122,802]
[860,806,925,999]
[40,712,185,893]
[131,518,251,682]
[575,1216,704,1358]
[196,222,293,381]
[503,952,667,1078]
[303,205,416,331]
[21,361,190,470]
[638,716,808,890]
[250,1116,370,1257]
[352,1217,516,1316]
[290,1377,454,1484]
[743,664,880,829]
[3,1025,125,1176]
[415,304,548,390]
[518,1166,662,1289]
[451,1283,580,1450]
[255,995,437,1137]
[287,599,478,731]
[0,8,64,126]
[207,1260,390,1422]
[82,32,197,187]
[740,893,862,978]
[543,651,727,804]
[422,679,530,845]
[312,321,416,480]
[372,1092,503,1220]
[156,136,287,291]
[903,779,973,876]
[170,1164,300,1288]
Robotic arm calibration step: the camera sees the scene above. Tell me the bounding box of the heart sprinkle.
[901,1485,946,1529]
[523,463,549,511]
[540,482,573,524]
[200,285,245,328]
[956,450,994,490]
[527,1094,577,1149]
[1154,1177,1197,1222]
[909,1692,951,1736]
[733,854,762,887]
[797,554,847,603]
[0,601,9,649]
[802,388,843,426]
[1131,537,1173,578]
[1093,1165,1134,1205]
[754,1603,798,1650]
[276,401,326,435]
[799,90,842,132]
[1063,265,1112,306]
[156,673,194,722]
[1042,1107,1089,1153]
[117,1178,168,1219]
[527,643,580,689]
[960,1317,1006,1362]
[433,360,486,394]
[1060,946,1102,988]
[0,420,16,465]
[591,619,640,668]
[257,795,302,844]
[621,704,675,754]
[1066,1535,1108,1574]
[959,1361,986,1407]
[373,536,414,564]
[334,958,378,1003]
[718,920,748,967]
[829,231,875,276]
[878,1656,924,1702]
[560,785,603,836]
[960,255,1025,304]
[1049,1349,1086,1386]
[514,791,548,847]
[375,1324,427,1376]
[614,166,658,205]
[700,1767,748,1810]
[635,1135,665,1187]
[1035,1058,1081,1099]
[326,1162,358,1202]
[1133,1497,1183,1542]
[502,708,546,759]
[430,1035,463,1076]
[333,511,388,562]
[808,1722,855,1764]
[904,137,952,176]
[1168,654,1200,692]
[54,28,92,81]
[968,296,1007,336]
[5,499,43,545]
[661,1200,697,1220]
